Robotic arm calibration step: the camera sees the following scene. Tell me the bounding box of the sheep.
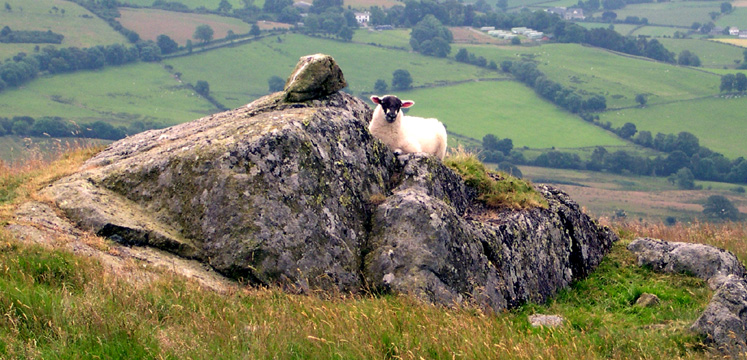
[369,95,447,160]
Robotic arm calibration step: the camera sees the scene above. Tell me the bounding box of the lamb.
[369,95,448,160]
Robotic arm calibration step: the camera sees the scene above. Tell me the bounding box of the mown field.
[0,0,126,60]
[657,38,746,68]
[711,38,747,48]
[573,22,640,36]
[462,43,721,108]
[604,1,720,27]
[394,81,628,150]
[629,26,682,38]
[164,33,504,107]
[599,95,747,159]
[118,8,253,45]
[519,165,747,221]
[716,7,747,29]
[0,63,216,128]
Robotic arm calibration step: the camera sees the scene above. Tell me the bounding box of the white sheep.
[369,95,447,160]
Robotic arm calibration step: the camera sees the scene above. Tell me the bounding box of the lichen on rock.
[34,53,617,312]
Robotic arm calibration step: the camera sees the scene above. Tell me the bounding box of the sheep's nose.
[386,113,397,122]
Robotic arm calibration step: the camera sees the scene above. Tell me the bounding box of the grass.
[462,43,721,109]
[573,22,641,36]
[716,7,747,28]
[0,0,126,61]
[353,28,412,49]
[164,33,502,107]
[657,38,747,68]
[518,165,747,221]
[599,95,747,159]
[396,81,629,149]
[609,0,720,27]
[445,149,547,209]
[2,146,740,359]
[118,0,248,10]
[630,26,684,38]
[0,62,217,128]
[118,8,252,46]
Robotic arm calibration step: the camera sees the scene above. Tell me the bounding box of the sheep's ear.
[401,100,415,108]
[370,96,381,105]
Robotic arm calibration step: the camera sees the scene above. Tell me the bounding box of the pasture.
[630,26,681,38]
[519,165,747,221]
[118,8,252,45]
[573,22,640,36]
[0,63,216,128]
[658,38,746,68]
[0,0,125,60]
[716,7,747,28]
[353,28,411,48]
[118,0,248,10]
[164,34,504,108]
[462,43,720,108]
[394,81,629,150]
[611,1,720,27]
[599,95,747,159]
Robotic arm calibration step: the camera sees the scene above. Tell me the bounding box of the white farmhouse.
[355,11,370,24]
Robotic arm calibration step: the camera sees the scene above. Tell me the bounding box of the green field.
[463,43,720,108]
[658,38,746,68]
[716,7,747,29]
[353,28,412,49]
[165,34,505,108]
[118,0,247,10]
[0,63,216,128]
[393,81,628,149]
[630,25,682,38]
[0,0,126,60]
[600,95,747,159]
[610,1,719,27]
[573,22,640,36]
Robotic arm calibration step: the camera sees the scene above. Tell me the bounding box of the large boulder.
[40,54,617,311]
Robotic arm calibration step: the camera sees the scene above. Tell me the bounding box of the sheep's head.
[371,95,414,123]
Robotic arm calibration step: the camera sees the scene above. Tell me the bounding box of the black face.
[378,95,402,123]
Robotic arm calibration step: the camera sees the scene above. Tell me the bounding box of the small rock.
[283,54,347,102]
[635,293,660,307]
[528,314,565,328]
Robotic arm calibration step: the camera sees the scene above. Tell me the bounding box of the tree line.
[0,116,162,141]
[0,26,64,44]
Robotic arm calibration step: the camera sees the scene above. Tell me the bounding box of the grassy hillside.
[118,0,247,9]
[462,43,720,108]
[393,81,628,149]
[0,0,126,60]
[716,7,747,28]
[657,38,746,68]
[165,33,504,108]
[1,151,744,359]
[119,8,252,45]
[603,1,719,27]
[0,63,217,128]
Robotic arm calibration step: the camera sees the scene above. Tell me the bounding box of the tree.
[409,15,452,57]
[264,0,293,13]
[218,0,233,12]
[278,6,301,24]
[721,2,732,13]
[678,50,701,66]
[391,69,412,90]
[720,74,735,92]
[4,3,10,12]
[618,122,637,139]
[193,25,214,44]
[635,93,647,107]
[674,167,695,189]
[268,76,285,92]
[455,48,469,63]
[156,34,179,55]
[735,73,747,92]
[186,39,193,53]
[374,79,388,94]
[511,37,521,45]
[703,195,741,221]
[195,80,210,96]
[338,26,354,42]
[250,24,261,37]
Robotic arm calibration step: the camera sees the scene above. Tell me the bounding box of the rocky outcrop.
[628,238,747,356]
[35,54,617,311]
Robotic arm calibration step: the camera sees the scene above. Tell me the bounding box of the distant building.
[480,26,495,31]
[511,27,528,34]
[293,1,312,11]
[546,7,585,20]
[729,27,740,36]
[740,31,747,39]
[355,11,370,24]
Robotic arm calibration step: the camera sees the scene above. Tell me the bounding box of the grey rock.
[635,293,660,307]
[627,237,745,289]
[628,238,747,355]
[283,54,347,102]
[528,314,565,328]
[40,58,617,310]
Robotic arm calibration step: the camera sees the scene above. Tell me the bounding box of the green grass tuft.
[445,149,548,210]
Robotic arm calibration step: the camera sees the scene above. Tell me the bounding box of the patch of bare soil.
[449,27,506,45]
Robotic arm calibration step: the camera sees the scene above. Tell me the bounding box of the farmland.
[118,8,252,45]
[393,81,628,150]
[607,1,720,27]
[519,165,747,221]
[716,7,747,29]
[0,0,126,60]
[118,0,248,10]
[0,63,216,128]
[599,95,747,159]
[657,38,746,68]
[164,33,503,107]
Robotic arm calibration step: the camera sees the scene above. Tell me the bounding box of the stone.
[528,314,565,328]
[635,293,660,307]
[283,54,347,102]
[33,55,617,311]
[627,237,745,289]
[691,275,747,357]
